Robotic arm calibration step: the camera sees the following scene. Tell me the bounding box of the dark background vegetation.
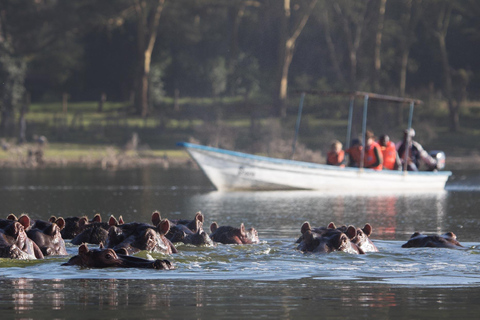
[0,0,479,161]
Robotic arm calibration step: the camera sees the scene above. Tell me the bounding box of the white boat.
[178,91,452,192]
[178,142,451,192]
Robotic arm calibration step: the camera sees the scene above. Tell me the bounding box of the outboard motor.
[429,150,446,170]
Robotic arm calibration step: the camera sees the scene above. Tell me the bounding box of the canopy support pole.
[346,96,354,149]
[359,95,369,170]
[403,101,415,173]
[291,92,305,159]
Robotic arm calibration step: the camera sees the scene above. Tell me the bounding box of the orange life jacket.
[364,141,383,170]
[381,141,397,170]
[327,150,345,166]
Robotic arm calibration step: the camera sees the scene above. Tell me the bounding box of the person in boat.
[326,140,346,167]
[363,130,383,170]
[378,134,401,170]
[345,139,362,167]
[396,128,437,171]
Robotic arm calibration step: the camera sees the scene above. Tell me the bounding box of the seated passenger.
[345,139,363,167]
[326,140,345,167]
[378,134,401,170]
[397,128,437,171]
[363,130,383,170]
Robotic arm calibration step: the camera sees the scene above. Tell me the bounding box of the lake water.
[1,167,480,319]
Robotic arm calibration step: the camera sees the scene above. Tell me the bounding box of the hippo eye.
[105,253,113,260]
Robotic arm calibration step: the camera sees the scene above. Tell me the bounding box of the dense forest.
[0,0,479,143]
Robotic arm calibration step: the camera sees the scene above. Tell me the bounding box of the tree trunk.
[134,0,165,118]
[434,3,457,131]
[373,0,387,92]
[322,9,347,86]
[276,0,318,118]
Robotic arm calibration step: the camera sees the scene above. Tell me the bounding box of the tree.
[275,0,318,117]
[426,1,457,131]
[133,0,166,118]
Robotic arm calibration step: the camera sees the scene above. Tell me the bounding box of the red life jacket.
[381,141,397,170]
[327,150,345,166]
[364,141,383,170]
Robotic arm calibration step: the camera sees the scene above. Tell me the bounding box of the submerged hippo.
[106,211,177,255]
[71,215,124,245]
[167,212,214,246]
[0,216,44,259]
[401,232,464,249]
[209,222,259,244]
[62,244,174,269]
[296,221,363,254]
[26,216,68,256]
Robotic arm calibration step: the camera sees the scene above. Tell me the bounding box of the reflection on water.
[2,278,480,319]
[1,167,480,318]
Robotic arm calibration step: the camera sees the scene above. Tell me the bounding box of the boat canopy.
[293,91,422,172]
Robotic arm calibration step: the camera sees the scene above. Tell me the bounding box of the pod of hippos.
[0,211,464,269]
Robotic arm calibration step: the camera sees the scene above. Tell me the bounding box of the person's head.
[403,128,415,139]
[330,140,343,153]
[379,134,389,147]
[365,130,375,146]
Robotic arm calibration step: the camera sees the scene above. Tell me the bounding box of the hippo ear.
[444,232,456,239]
[55,218,65,230]
[18,215,31,229]
[118,216,124,225]
[411,232,421,239]
[108,215,118,226]
[151,211,161,226]
[79,244,89,255]
[78,217,89,228]
[327,222,336,229]
[48,216,57,223]
[92,214,102,223]
[240,223,246,235]
[363,224,373,237]
[99,242,104,249]
[195,211,204,223]
[157,219,170,235]
[195,218,202,232]
[301,222,311,234]
[346,226,357,239]
[210,222,218,233]
[7,213,17,221]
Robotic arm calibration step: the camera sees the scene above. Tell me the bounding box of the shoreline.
[0,152,477,171]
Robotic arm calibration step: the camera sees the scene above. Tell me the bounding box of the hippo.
[401,232,464,249]
[61,216,84,239]
[345,223,379,253]
[296,221,363,254]
[295,221,346,243]
[25,216,68,256]
[0,216,44,259]
[169,211,205,232]
[168,218,214,246]
[167,212,214,246]
[209,222,259,244]
[71,215,124,245]
[106,211,177,255]
[62,243,174,269]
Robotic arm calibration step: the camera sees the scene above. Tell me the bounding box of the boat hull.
[178,142,451,192]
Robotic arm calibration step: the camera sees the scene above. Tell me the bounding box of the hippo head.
[63,244,174,269]
[401,232,463,249]
[345,223,378,253]
[27,217,68,256]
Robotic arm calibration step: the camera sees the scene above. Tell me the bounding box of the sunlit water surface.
[0,167,479,319]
